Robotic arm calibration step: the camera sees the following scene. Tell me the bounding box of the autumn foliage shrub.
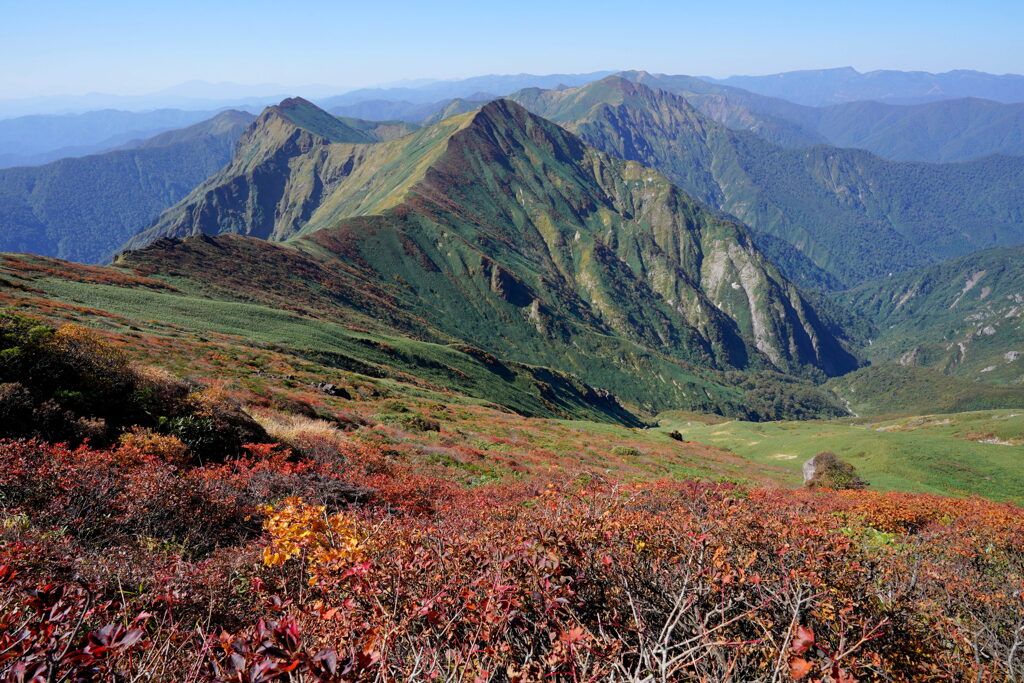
[0,310,268,460]
[0,439,256,553]
[0,312,140,441]
[118,426,190,466]
[0,432,1021,680]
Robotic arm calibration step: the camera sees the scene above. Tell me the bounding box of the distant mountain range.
[315,72,615,108]
[708,67,1024,106]
[0,72,615,119]
[771,97,1024,163]
[317,70,1024,165]
[0,108,254,169]
[9,69,1024,169]
[0,110,255,262]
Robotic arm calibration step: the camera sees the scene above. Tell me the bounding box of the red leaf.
[789,656,813,680]
[117,628,145,648]
[832,664,857,683]
[791,625,815,655]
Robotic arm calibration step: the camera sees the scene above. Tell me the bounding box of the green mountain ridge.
[618,72,1024,163]
[615,71,827,148]
[801,97,1024,163]
[842,246,1024,385]
[127,100,475,247]
[118,97,860,415]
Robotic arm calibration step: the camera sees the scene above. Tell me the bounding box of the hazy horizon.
[3,0,1022,99]
[8,64,1024,104]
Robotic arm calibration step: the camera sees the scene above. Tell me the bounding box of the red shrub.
[0,435,1021,681]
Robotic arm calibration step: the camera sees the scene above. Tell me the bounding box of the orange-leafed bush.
[118,426,190,465]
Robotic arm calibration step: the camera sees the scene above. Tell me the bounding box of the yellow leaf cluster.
[260,497,363,582]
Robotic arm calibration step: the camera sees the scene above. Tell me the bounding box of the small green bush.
[399,415,441,432]
[804,451,868,490]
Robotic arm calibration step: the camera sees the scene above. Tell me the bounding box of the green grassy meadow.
[659,409,1024,503]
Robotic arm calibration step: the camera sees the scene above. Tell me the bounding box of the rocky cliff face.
[510,77,1024,290]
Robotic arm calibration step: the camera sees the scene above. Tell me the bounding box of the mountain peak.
[260,96,373,143]
[471,98,531,125]
[275,95,317,109]
[453,98,589,163]
[616,69,652,80]
[508,75,700,129]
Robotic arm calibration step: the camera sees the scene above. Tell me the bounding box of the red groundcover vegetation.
[0,436,1021,682]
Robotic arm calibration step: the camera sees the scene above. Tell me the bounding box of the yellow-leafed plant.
[261,497,363,585]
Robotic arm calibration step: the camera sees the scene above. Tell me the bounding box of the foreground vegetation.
[0,264,1023,680]
[2,435,1022,681]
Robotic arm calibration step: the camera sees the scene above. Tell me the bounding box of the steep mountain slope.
[620,72,1024,162]
[0,253,639,426]
[121,98,860,414]
[709,67,1024,106]
[0,110,255,263]
[842,246,1024,385]
[616,71,826,148]
[511,77,1024,288]
[128,99,473,247]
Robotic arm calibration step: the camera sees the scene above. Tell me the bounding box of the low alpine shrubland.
[0,435,1020,681]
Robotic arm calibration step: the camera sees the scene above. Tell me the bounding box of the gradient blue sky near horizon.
[1,0,1021,98]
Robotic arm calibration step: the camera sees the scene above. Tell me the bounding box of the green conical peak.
[260,96,374,143]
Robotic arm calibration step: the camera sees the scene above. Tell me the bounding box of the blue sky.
[1,0,1021,97]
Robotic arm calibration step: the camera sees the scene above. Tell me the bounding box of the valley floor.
[661,409,1024,504]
